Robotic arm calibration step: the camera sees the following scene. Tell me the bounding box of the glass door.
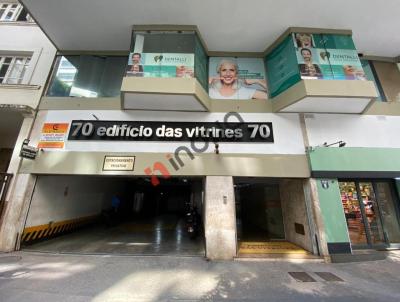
[374,182,400,244]
[340,182,368,245]
[358,182,386,246]
[339,181,388,248]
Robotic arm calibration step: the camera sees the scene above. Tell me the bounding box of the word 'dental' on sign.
[68,120,274,143]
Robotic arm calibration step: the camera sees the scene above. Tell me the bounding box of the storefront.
[339,180,400,249]
[306,113,400,253]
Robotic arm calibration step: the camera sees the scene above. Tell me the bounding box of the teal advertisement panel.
[125,52,194,78]
[292,33,366,81]
[208,57,268,100]
[265,36,301,98]
[322,34,356,50]
[194,35,208,91]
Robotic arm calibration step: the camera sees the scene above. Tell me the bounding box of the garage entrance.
[22,175,205,256]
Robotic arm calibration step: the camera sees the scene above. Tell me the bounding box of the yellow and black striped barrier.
[21,215,98,244]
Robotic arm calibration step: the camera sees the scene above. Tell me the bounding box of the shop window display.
[358,182,385,245]
[340,181,392,247]
[340,181,368,245]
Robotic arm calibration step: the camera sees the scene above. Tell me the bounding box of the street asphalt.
[1,250,400,301]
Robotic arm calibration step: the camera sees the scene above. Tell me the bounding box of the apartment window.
[0,3,34,22]
[0,56,31,84]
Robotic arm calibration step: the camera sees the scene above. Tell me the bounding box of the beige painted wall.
[372,61,400,102]
[20,152,310,178]
[26,175,126,227]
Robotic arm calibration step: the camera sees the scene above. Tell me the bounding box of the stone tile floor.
[23,215,205,257]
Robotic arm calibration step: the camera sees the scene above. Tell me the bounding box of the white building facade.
[0,1,399,261]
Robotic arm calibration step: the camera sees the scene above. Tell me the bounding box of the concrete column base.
[305,178,330,257]
[0,173,36,252]
[0,116,36,252]
[204,176,236,260]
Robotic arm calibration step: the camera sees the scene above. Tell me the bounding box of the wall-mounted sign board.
[68,121,274,143]
[103,156,135,171]
[20,139,38,160]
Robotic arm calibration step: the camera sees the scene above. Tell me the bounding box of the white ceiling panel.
[280,97,371,113]
[21,0,400,57]
[123,93,207,111]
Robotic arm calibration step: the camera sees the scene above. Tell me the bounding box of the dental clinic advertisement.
[265,35,302,98]
[292,33,366,80]
[208,57,268,100]
[125,52,194,78]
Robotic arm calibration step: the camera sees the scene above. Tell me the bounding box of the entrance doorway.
[234,178,314,257]
[339,180,400,249]
[235,181,284,242]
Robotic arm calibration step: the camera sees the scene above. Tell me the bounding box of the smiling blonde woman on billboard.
[209,59,267,100]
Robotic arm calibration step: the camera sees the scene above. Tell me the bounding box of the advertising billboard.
[125,52,194,78]
[292,33,366,80]
[208,57,268,100]
[265,36,301,98]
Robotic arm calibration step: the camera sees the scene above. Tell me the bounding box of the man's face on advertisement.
[132,54,141,64]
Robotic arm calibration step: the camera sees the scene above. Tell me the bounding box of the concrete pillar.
[204,176,236,260]
[6,116,34,177]
[302,179,319,255]
[0,174,36,251]
[304,178,330,260]
[0,116,36,252]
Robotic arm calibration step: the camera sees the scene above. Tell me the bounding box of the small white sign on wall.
[102,156,135,171]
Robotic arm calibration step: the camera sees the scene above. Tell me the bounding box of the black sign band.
[68,120,274,143]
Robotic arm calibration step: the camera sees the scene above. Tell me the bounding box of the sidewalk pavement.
[1,251,400,302]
